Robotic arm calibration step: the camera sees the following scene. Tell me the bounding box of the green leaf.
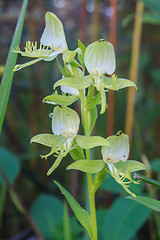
[141,0,160,11]
[115,160,146,173]
[78,39,86,66]
[70,145,85,161]
[86,92,101,110]
[0,0,29,133]
[67,160,105,174]
[30,194,64,239]
[89,106,98,134]
[102,197,151,240]
[76,135,110,149]
[47,155,63,175]
[0,147,20,185]
[93,168,107,192]
[54,181,93,240]
[43,94,78,106]
[31,134,65,147]
[56,57,69,77]
[54,75,92,90]
[127,196,160,212]
[143,12,160,25]
[134,173,160,188]
[103,76,137,91]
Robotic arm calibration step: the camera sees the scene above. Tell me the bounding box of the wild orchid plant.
[13,12,146,240]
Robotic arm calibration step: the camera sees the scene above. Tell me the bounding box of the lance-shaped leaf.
[43,94,78,106]
[103,76,137,91]
[78,39,86,66]
[54,75,92,90]
[127,196,160,212]
[115,160,146,173]
[67,160,105,174]
[47,155,63,175]
[54,181,93,240]
[31,134,65,147]
[75,135,110,149]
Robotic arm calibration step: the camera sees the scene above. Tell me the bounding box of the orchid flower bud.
[40,12,68,53]
[52,106,80,139]
[101,131,129,164]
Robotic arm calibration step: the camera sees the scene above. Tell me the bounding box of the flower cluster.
[14,11,145,196]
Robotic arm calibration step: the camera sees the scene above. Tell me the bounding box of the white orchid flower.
[84,39,116,91]
[13,12,68,71]
[102,131,146,197]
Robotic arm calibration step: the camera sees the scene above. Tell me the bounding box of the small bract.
[52,106,80,139]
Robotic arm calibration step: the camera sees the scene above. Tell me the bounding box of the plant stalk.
[79,89,97,240]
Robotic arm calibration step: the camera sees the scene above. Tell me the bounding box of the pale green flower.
[52,106,80,139]
[84,39,116,91]
[101,131,146,197]
[13,12,68,71]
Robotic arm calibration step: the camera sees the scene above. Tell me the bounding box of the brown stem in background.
[0,166,44,240]
[125,1,144,145]
[91,0,100,42]
[80,0,87,44]
[107,0,117,137]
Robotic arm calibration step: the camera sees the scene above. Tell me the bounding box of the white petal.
[40,12,68,52]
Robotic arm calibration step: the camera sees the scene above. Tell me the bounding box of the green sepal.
[86,92,101,110]
[100,89,108,114]
[75,135,110,149]
[89,106,98,134]
[54,75,92,90]
[54,181,93,240]
[78,39,86,66]
[31,134,65,147]
[47,155,63,175]
[70,145,85,161]
[115,160,146,173]
[43,94,78,106]
[63,48,81,63]
[67,160,105,174]
[93,168,107,193]
[103,76,137,91]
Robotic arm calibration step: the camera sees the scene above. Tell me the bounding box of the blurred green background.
[0,0,160,239]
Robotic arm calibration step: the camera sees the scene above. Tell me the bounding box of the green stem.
[79,89,97,240]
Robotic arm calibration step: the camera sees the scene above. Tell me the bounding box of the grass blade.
[0,0,29,133]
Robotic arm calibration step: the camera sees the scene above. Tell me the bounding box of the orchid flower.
[101,131,146,197]
[31,106,80,175]
[13,12,68,71]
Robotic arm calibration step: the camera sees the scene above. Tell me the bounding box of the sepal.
[67,160,105,174]
[76,135,110,149]
[43,93,78,106]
